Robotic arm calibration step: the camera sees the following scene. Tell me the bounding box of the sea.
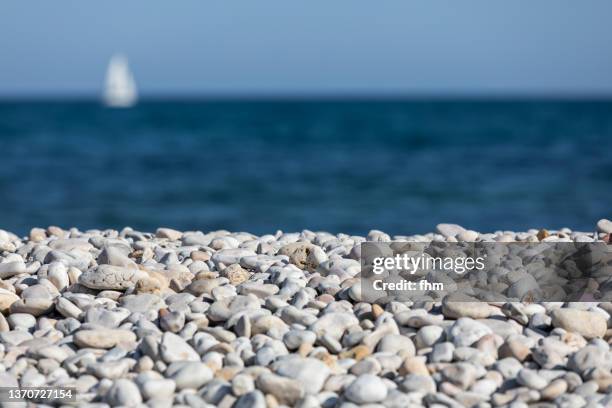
[0,99,611,237]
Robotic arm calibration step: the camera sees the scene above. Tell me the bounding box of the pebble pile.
[0,222,611,408]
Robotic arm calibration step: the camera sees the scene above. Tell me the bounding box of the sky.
[1,1,612,97]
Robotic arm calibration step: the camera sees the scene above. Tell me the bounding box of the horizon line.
[1,91,612,102]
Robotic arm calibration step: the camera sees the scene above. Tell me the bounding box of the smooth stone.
[376,334,415,356]
[441,362,478,389]
[431,342,455,363]
[9,298,54,316]
[74,329,136,349]
[499,337,531,362]
[448,318,493,347]
[567,345,612,375]
[596,219,612,233]
[256,373,304,405]
[160,332,200,363]
[106,378,142,406]
[234,390,266,408]
[436,223,466,238]
[494,357,523,379]
[415,325,445,349]
[47,262,70,290]
[87,360,133,379]
[344,374,388,404]
[165,362,213,390]
[551,309,607,339]
[272,356,330,394]
[517,369,549,390]
[399,374,436,394]
[120,294,167,313]
[139,379,176,400]
[0,289,19,313]
[85,307,130,328]
[231,374,255,396]
[0,261,26,279]
[98,246,137,268]
[55,297,83,319]
[442,294,492,319]
[156,228,183,240]
[7,313,36,331]
[309,312,359,341]
[0,330,33,345]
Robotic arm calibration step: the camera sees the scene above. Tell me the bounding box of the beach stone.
[7,313,36,331]
[494,357,523,379]
[278,242,327,271]
[98,246,137,268]
[165,361,213,390]
[106,378,142,406]
[551,308,607,339]
[139,378,176,400]
[231,374,255,396]
[79,265,148,290]
[567,345,612,375]
[0,289,19,313]
[596,219,612,233]
[87,360,133,379]
[448,318,493,347]
[159,310,185,333]
[256,373,304,405]
[517,369,549,390]
[29,228,46,242]
[442,296,494,319]
[120,293,166,313]
[272,356,330,394]
[541,379,568,400]
[499,337,531,362]
[0,261,26,279]
[400,374,436,394]
[470,379,497,396]
[10,298,54,316]
[55,297,83,319]
[47,262,70,291]
[74,329,136,349]
[208,295,260,322]
[436,223,465,238]
[376,334,415,355]
[234,390,266,408]
[85,307,130,328]
[415,325,445,349]
[160,332,200,363]
[345,374,388,404]
[398,356,430,376]
[431,342,455,363]
[442,363,478,389]
[457,230,479,241]
[222,263,250,285]
[212,248,257,265]
[0,329,33,345]
[156,228,183,240]
[309,312,359,341]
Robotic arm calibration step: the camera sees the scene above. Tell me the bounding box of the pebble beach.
[0,221,611,408]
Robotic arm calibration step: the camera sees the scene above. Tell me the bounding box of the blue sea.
[0,99,611,236]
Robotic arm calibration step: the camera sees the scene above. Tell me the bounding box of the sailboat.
[103,54,138,108]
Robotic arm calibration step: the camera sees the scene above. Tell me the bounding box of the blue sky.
[1,1,611,96]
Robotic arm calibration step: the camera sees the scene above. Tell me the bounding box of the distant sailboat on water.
[103,54,137,108]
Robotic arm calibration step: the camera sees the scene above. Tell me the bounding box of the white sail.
[103,54,137,107]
